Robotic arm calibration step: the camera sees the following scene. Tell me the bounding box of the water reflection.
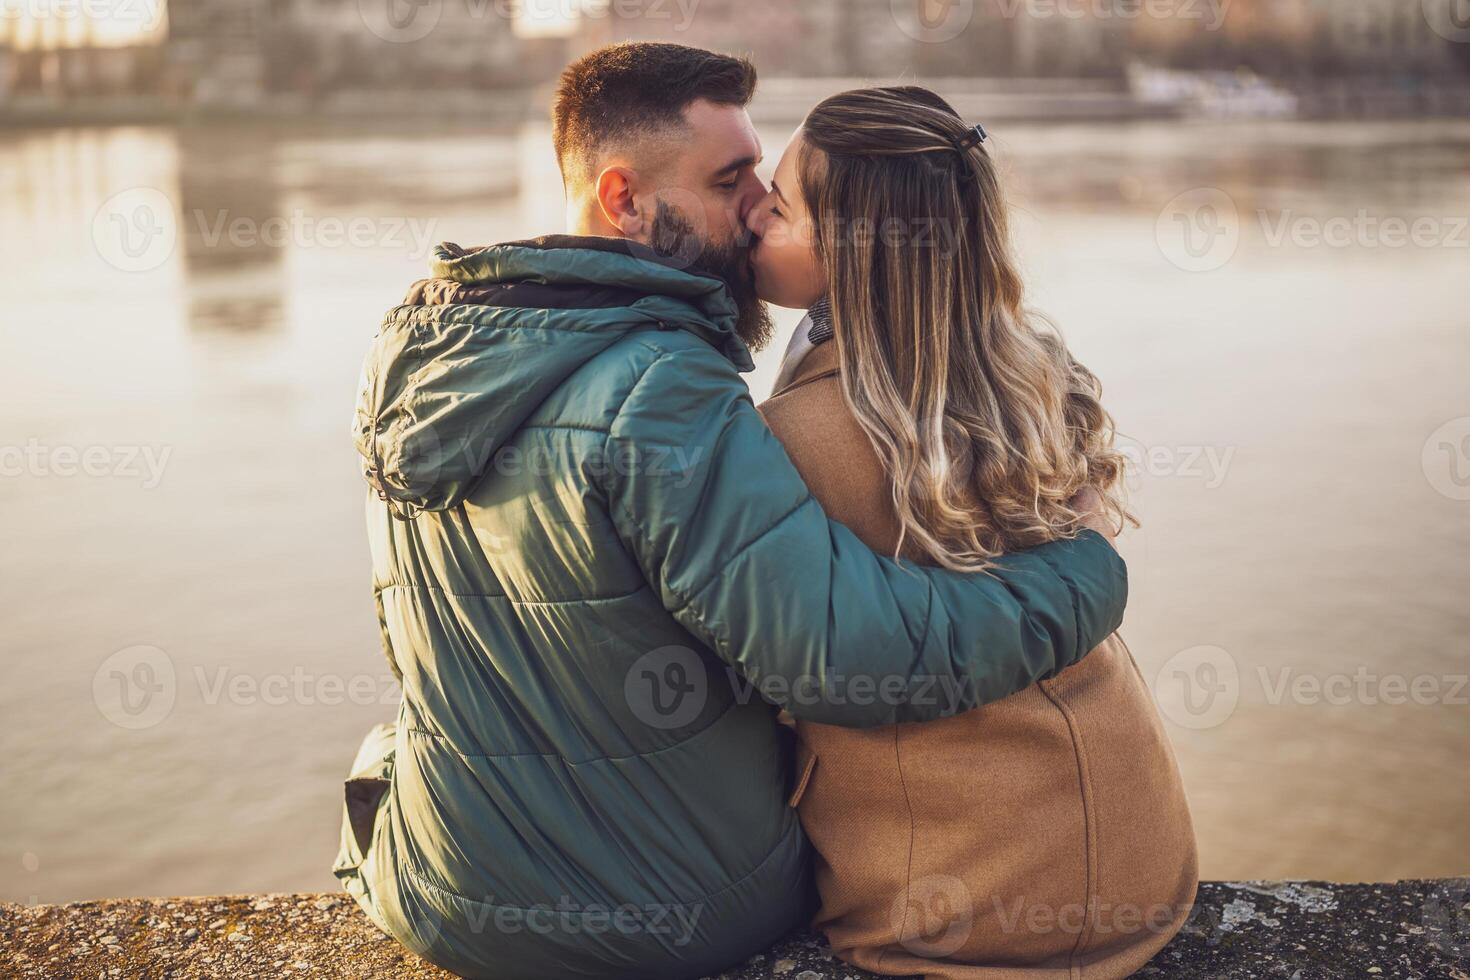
[175,126,287,332]
[1,116,1467,904]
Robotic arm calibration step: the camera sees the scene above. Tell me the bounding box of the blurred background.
[1,0,1468,905]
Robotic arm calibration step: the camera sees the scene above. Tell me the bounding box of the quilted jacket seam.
[399,812,802,915]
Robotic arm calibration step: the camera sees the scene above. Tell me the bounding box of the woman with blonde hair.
[748,85,1198,979]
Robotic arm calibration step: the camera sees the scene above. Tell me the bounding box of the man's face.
[639,100,773,350]
[654,99,767,251]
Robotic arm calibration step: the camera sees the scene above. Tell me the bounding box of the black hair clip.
[954,123,989,151]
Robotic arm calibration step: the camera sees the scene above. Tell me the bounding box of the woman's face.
[746,131,828,310]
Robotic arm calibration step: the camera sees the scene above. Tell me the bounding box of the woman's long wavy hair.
[798,86,1134,571]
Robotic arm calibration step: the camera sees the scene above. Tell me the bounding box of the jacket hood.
[354,236,752,516]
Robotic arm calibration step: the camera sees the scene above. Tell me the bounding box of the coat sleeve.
[601,347,1128,728]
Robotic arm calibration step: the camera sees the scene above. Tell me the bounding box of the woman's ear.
[595,166,647,240]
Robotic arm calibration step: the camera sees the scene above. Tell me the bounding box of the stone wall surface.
[3,880,1468,979]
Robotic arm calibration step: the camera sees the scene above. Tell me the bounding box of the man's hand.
[1070,485,1117,546]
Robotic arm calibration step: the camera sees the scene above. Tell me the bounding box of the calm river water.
[1,115,1467,903]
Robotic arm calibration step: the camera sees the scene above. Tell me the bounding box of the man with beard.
[334,42,1129,980]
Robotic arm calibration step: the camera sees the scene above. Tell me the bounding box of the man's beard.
[649,200,773,353]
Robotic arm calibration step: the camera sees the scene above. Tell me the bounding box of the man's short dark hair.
[552,42,757,187]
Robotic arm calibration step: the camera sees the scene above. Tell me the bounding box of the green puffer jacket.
[334,236,1128,980]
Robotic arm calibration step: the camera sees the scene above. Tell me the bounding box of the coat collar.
[770,337,840,400]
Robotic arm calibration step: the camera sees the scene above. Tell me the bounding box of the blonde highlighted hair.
[798,86,1133,571]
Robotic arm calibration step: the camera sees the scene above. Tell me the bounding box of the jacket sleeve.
[601,346,1128,728]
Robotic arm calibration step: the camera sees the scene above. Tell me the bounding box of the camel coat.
[758,340,1199,980]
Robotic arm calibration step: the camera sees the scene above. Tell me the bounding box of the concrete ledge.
[3,880,1467,979]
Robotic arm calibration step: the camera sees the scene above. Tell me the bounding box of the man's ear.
[594,166,648,240]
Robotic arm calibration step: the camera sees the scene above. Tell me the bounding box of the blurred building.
[1130,0,1466,75]
[0,0,1465,107]
[573,0,1469,78]
[579,0,1133,77]
[0,2,167,98]
[163,0,569,106]
[1315,0,1466,75]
